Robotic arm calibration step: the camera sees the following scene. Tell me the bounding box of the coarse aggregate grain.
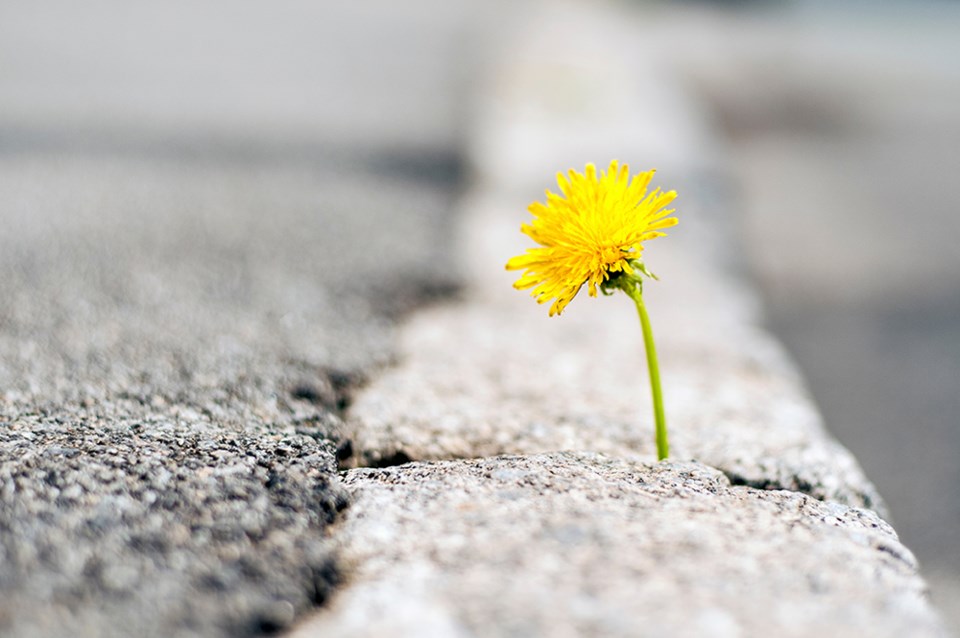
[0,3,486,632]
[0,144,462,637]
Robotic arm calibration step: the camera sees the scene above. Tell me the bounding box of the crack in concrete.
[720,468,881,513]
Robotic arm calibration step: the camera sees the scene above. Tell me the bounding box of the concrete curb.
[295,454,935,638]
[291,2,948,636]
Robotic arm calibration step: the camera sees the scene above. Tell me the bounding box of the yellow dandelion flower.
[505,160,679,460]
[505,160,678,316]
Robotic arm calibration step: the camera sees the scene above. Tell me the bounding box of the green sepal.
[629,259,659,281]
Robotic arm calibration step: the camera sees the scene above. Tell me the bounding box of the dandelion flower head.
[506,160,678,316]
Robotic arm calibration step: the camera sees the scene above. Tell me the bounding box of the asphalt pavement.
[0,2,488,635]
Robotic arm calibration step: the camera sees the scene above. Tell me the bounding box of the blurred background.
[1,0,957,632]
[660,1,960,626]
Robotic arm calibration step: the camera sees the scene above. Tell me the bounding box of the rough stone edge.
[290,452,949,638]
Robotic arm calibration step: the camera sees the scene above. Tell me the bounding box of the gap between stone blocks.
[335,413,886,520]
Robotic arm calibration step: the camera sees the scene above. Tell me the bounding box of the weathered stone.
[293,453,946,638]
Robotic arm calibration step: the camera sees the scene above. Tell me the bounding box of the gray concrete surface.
[0,1,489,635]
[0,158,456,637]
[293,453,939,638]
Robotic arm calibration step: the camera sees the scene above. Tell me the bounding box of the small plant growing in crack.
[506,161,678,460]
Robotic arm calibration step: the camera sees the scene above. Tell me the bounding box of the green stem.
[622,284,669,460]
